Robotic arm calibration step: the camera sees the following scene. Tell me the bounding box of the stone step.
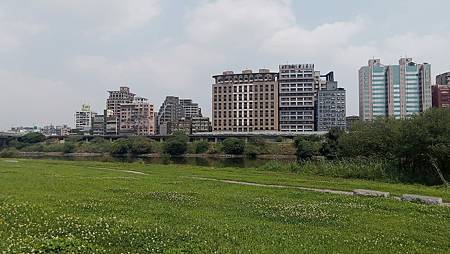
[353,189,390,197]
[401,194,443,205]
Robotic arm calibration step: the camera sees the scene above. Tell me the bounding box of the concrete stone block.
[353,189,390,198]
[401,194,442,205]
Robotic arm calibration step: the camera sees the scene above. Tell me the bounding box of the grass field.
[0,159,449,253]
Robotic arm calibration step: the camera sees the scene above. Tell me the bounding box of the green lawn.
[0,159,449,253]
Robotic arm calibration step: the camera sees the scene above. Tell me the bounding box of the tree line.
[294,108,450,185]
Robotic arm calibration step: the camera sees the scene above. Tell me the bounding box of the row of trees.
[1,131,272,158]
[293,108,450,185]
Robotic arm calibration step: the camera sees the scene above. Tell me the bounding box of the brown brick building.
[212,69,279,132]
[432,85,450,108]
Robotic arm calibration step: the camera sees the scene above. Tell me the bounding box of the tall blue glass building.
[359,58,431,121]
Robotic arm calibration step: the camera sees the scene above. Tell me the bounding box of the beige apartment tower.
[119,97,155,136]
[212,69,279,132]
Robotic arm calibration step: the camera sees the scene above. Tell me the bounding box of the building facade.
[359,58,432,121]
[104,110,119,135]
[180,99,202,118]
[75,104,95,133]
[106,86,135,117]
[119,97,155,136]
[436,72,450,86]
[191,116,211,133]
[212,69,279,132]
[279,64,316,132]
[433,72,450,108]
[91,114,105,136]
[157,96,185,134]
[432,85,450,108]
[316,72,346,131]
[41,125,71,136]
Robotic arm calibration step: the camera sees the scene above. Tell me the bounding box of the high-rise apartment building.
[436,72,450,86]
[278,64,316,132]
[107,86,135,117]
[316,72,346,131]
[359,58,432,121]
[119,97,155,136]
[212,69,279,132]
[75,104,95,133]
[157,96,185,132]
[180,99,202,118]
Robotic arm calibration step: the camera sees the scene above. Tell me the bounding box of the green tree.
[222,138,245,155]
[164,132,188,156]
[294,137,315,161]
[129,137,153,155]
[193,140,209,154]
[338,119,399,159]
[19,132,45,144]
[395,109,450,185]
[320,128,344,160]
[110,139,131,155]
[63,142,76,154]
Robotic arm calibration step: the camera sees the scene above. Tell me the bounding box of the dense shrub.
[193,140,209,154]
[294,136,319,161]
[275,136,284,143]
[337,108,450,185]
[320,128,343,160]
[42,143,65,153]
[129,137,153,155]
[244,144,262,158]
[75,138,112,153]
[65,135,84,143]
[63,142,76,154]
[0,147,19,158]
[164,132,188,156]
[20,143,44,152]
[18,132,46,144]
[207,143,220,154]
[110,139,131,155]
[222,138,245,155]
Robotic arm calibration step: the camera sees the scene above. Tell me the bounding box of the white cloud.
[186,0,294,49]
[0,70,76,128]
[261,20,364,57]
[3,0,161,38]
[0,12,43,50]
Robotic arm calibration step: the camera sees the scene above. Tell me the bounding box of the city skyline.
[1,0,450,130]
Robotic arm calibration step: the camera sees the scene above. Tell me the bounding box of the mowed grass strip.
[0,159,449,253]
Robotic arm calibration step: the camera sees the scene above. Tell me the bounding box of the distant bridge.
[0,132,21,148]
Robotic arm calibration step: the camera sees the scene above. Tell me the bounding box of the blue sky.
[1,0,449,129]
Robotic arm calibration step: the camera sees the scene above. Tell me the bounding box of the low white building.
[75,104,95,133]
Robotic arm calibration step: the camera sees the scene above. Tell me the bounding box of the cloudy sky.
[1,0,450,130]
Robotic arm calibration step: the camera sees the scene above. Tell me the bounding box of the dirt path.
[185,176,354,195]
[88,167,148,175]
